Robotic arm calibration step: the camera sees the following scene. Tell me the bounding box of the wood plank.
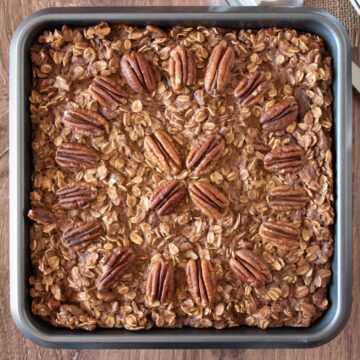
[1,0,359,359]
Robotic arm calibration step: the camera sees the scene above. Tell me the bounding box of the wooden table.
[1,0,359,359]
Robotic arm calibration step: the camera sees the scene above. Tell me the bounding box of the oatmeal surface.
[28,23,334,330]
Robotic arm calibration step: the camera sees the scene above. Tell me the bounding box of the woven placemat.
[305,0,360,46]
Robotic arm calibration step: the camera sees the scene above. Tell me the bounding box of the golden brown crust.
[28,23,334,331]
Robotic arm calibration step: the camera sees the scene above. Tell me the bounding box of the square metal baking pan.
[9,6,352,349]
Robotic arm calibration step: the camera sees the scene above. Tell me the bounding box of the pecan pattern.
[259,221,300,250]
[146,260,174,304]
[263,144,304,173]
[169,46,196,90]
[260,99,298,132]
[121,52,157,93]
[189,181,229,218]
[144,130,182,175]
[97,247,135,290]
[55,143,99,172]
[149,179,186,216]
[267,185,309,211]
[63,108,106,136]
[204,44,234,94]
[186,134,225,176]
[186,259,216,306]
[234,72,269,106]
[229,249,272,287]
[63,220,103,248]
[57,182,97,209]
[88,76,128,109]
[28,207,56,224]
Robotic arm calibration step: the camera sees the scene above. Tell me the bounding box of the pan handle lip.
[8,303,353,349]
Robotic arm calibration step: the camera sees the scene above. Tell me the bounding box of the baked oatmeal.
[27,23,334,330]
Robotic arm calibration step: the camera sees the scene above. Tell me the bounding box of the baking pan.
[9,7,352,349]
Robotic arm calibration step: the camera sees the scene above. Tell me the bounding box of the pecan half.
[146,260,174,304]
[234,72,269,106]
[55,143,99,172]
[149,179,186,216]
[63,220,103,248]
[57,182,97,209]
[121,52,157,93]
[204,44,234,94]
[63,108,106,136]
[88,76,127,110]
[294,87,310,120]
[144,130,182,175]
[229,249,272,287]
[263,144,304,173]
[186,134,225,176]
[267,185,309,211]
[169,46,196,90]
[259,221,300,250]
[28,207,56,224]
[186,259,216,306]
[146,25,167,39]
[97,247,135,290]
[189,181,229,218]
[260,99,298,132]
[59,304,84,317]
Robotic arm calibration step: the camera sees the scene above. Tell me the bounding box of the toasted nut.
[121,52,157,93]
[204,44,234,94]
[62,220,103,248]
[260,99,298,132]
[186,133,225,176]
[229,249,272,287]
[97,247,135,290]
[88,76,127,109]
[63,108,106,136]
[259,221,300,250]
[144,130,182,175]
[234,72,269,106]
[55,143,99,172]
[189,181,229,218]
[267,185,309,211]
[263,144,304,173]
[146,25,167,38]
[146,260,174,304]
[294,87,310,120]
[169,46,196,90]
[149,179,186,216]
[57,182,97,209]
[28,207,56,224]
[186,259,216,306]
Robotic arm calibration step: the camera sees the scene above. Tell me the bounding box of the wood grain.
[0,0,359,358]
